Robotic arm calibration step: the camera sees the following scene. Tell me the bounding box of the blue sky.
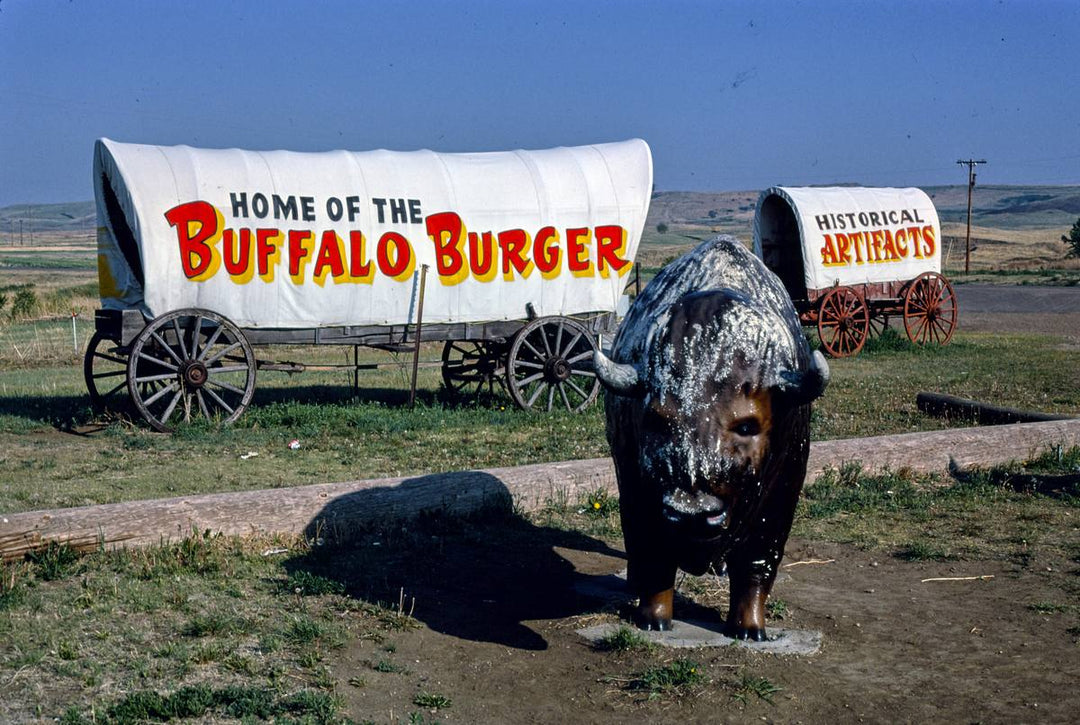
[1,0,1078,206]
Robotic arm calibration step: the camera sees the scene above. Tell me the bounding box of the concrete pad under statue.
[573,568,820,655]
[576,620,822,655]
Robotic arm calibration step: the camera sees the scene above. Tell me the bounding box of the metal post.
[408,265,429,408]
[353,345,359,394]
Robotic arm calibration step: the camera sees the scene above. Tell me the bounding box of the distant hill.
[0,201,95,236]
[2,184,1078,238]
[922,185,1080,230]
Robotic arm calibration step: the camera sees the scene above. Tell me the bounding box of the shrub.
[10,286,38,320]
[1062,217,1080,258]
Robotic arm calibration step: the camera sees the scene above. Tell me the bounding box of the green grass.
[0,253,96,270]
[0,326,1075,514]
[794,450,1080,561]
[0,530,411,722]
[57,684,343,724]
[621,659,706,700]
[413,692,452,710]
[731,673,783,705]
[595,625,657,653]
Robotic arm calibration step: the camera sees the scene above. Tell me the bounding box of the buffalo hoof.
[635,614,673,632]
[724,623,767,642]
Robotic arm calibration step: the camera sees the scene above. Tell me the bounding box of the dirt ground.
[306,288,1080,724]
[294,513,1079,724]
[954,284,1080,343]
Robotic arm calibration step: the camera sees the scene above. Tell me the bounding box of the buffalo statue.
[594,235,829,640]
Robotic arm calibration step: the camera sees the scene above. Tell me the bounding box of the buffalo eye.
[730,417,762,438]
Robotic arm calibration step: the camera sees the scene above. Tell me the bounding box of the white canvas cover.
[94,138,652,328]
[753,186,940,294]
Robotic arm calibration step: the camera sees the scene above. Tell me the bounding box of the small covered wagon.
[753,185,957,357]
[87,138,652,430]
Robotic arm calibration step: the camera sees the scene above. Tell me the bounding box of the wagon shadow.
[0,393,98,430]
[248,382,440,409]
[248,382,510,410]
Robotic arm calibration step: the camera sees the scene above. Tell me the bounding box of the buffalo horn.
[777,350,830,403]
[593,349,644,396]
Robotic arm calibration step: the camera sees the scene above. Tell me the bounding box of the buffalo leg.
[627,553,677,631]
[724,564,772,641]
[724,469,804,641]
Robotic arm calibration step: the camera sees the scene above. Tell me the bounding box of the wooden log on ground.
[0,459,617,561]
[2,418,1079,561]
[916,392,1074,425]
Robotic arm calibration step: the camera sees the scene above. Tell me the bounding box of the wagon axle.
[181,360,209,388]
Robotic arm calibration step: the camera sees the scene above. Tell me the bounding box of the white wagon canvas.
[88,139,652,429]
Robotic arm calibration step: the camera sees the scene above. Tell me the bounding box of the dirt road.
[956,284,1079,339]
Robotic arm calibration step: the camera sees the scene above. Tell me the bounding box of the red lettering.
[533,227,560,278]
[313,230,345,283]
[567,227,594,276]
[821,234,841,266]
[498,228,533,280]
[850,232,865,264]
[425,211,468,285]
[595,225,630,278]
[870,230,884,262]
[894,228,909,258]
[881,229,899,261]
[468,231,497,281]
[377,231,414,281]
[256,229,281,280]
[287,230,314,280]
[910,226,925,259]
[348,231,373,280]
[835,233,852,265]
[223,228,251,277]
[921,225,936,258]
[164,200,221,280]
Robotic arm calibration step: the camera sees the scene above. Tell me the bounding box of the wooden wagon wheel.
[816,286,870,358]
[441,340,508,401]
[127,309,257,432]
[84,331,132,413]
[903,272,958,346]
[506,317,600,413]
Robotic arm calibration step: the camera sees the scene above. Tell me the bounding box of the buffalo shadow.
[286,470,727,650]
[286,471,628,650]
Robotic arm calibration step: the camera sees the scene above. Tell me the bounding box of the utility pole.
[957,159,987,274]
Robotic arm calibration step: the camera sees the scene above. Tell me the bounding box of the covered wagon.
[87,138,652,430]
[753,185,957,357]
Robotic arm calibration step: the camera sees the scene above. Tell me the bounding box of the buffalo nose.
[661,489,728,529]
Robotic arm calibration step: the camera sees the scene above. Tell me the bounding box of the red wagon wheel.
[903,272,958,346]
[816,286,870,358]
